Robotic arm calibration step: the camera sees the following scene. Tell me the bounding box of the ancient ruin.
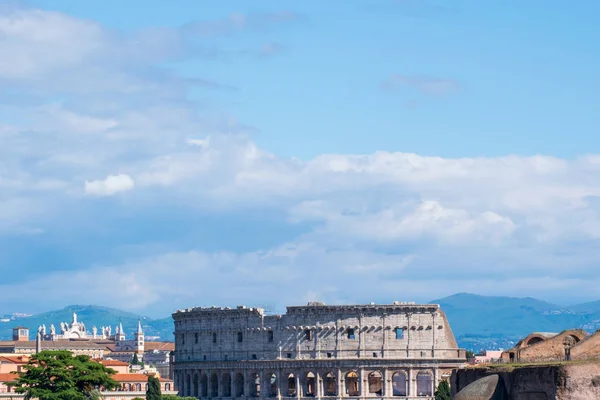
[172,302,466,399]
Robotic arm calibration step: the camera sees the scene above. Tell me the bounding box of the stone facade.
[38,313,145,356]
[173,302,466,399]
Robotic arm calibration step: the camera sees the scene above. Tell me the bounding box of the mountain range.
[2,293,600,351]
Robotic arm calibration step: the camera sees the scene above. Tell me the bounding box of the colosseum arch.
[324,372,337,396]
[250,372,260,397]
[345,371,359,396]
[287,373,297,396]
[192,373,199,398]
[222,373,232,397]
[368,371,383,395]
[186,374,191,397]
[392,371,407,396]
[416,371,433,397]
[235,373,245,397]
[266,372,278,397]
[200,373,208,398]
[210,373,219,397]
[304,372,316,397]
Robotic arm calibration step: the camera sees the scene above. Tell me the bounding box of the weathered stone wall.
[501,330,587,363]
[172,303,466,399]
[517,331,587,362]
[172,304,463,363]
[570,330,600,361]
[452,362,600,400]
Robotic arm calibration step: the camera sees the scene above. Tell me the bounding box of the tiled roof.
[98,359,129,367]
[0,356,30,364]
[0,373,17,382]
[144,342,174,351]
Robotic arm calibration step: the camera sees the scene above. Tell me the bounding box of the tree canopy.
[8,350,118,400]
[146,375,161,400]
[434,380,452,400]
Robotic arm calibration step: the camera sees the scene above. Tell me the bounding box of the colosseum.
[172,301,466,399]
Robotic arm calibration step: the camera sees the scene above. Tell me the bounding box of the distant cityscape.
[1,296,600,398]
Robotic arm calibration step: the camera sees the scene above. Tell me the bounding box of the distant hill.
[0,305,174,341]
[3,294,600,351]
[430,293,600,351]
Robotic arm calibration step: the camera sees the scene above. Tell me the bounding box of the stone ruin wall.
[452,362,600,400]
[570,330,600,361]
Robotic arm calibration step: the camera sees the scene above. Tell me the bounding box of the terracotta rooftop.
[98,359,129,367]
[0,356,30,364]
[0,373,17,382]
[144,342,174,351]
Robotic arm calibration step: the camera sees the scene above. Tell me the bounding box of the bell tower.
[134,319,144,355]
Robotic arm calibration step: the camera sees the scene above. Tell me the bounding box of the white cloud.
[2,5,600,314]
[85,174,135,196]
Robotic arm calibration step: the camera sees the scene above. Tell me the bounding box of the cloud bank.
[1,6,599,316]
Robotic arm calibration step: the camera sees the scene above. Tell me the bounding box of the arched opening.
[287,373,296,397]
[368,371,383,395]
[201,374,208,398]
[235,373,245,397]
[392,372,407,396]
[570,334,581,343]
[250,373,260,397]
[186,374,191,397]
[324,372,337,396]
[222,373,232,397]
[136,383,142,391]
[267,373,278,397]
[165,383,171,391]
[526,336,544,346]
[345,371,359,396]
[211,373,219,397]
[416,372,433,397]
[193,373,199,398]
[305,372,316,397]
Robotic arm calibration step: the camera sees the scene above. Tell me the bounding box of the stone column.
[247,371,252,399]
[316,372,322,399]
[230,371,236,398]
[382,316,387,359]
[295,373,301,399]
[337,369,343,398]
[383,369,389,398]
[259,370,264,399]
[432,313,436,358]
[277,370,284,400]
[407,369,413,397]
[433,368,439,394]
[335,322,340,358]
[359,368,365,398]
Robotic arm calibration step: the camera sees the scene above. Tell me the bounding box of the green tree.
[146,375,162,400]
[434,380,451,400]
[132,353,140,365]
[465,350,475,359]
[8,350,118,400]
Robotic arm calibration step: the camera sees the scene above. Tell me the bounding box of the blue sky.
[1,0,600,316]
